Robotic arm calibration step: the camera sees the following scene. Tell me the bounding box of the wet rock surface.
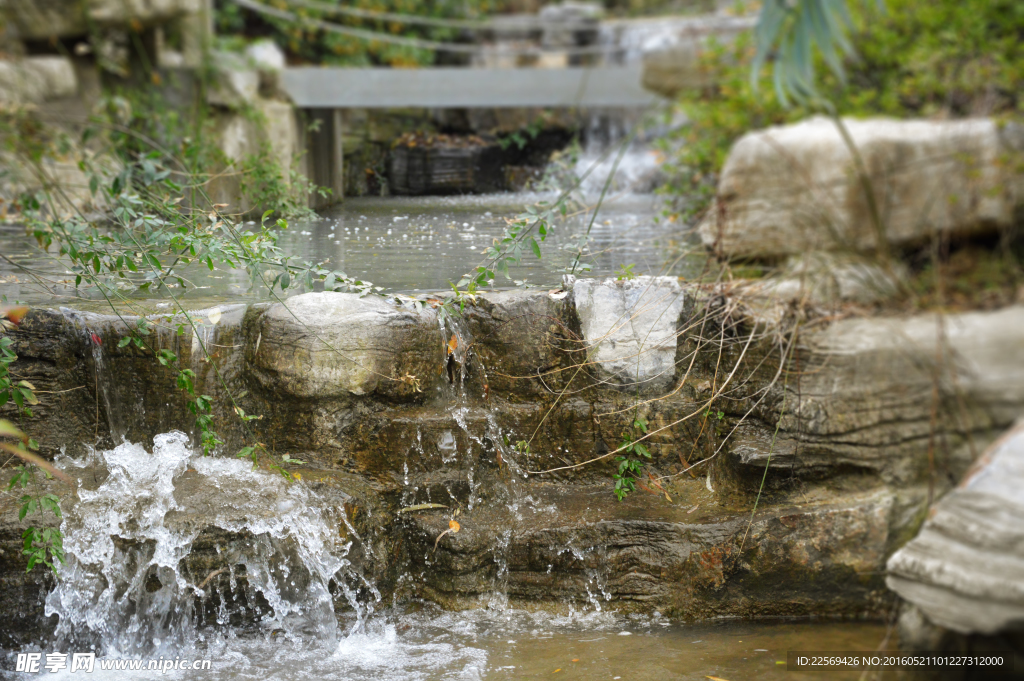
[570,276,689,394]
[3,282,1024,640]
[407,482,895,618]
[887,422,1024,635]
[248,292,439,401]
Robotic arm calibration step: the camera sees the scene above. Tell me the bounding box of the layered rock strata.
[2,279,1022,638]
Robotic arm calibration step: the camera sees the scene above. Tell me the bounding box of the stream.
[0,144,698,309]
[1,148,900,680]
[6,433,895,681]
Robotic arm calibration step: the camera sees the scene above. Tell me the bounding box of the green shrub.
[215,0,505,67]
[661,0,1024,221]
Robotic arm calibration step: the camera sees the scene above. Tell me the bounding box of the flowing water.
[1,147,897,680]
[3,428,895,680]
[0,190,698,310]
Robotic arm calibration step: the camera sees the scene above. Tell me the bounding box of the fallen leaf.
[447,333,458,356]
[571,659,579,662]
[90,332,102,346]
[398,503,448,514]
[1,306,29,325]
[433,517,463,552]
[208,308,222,325]
[706,677,731,681]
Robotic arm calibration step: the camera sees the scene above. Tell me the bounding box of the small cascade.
[45,431,372,659]
[427,306,616,617]
[61,308,130,445]
[573,114,666,196]
[426,308,536,609]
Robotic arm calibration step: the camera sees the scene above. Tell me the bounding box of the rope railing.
[229,0,629,56]
[252,0,610,32]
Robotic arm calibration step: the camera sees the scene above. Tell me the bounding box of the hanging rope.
[229,0,626,57]
[278,0,607,32]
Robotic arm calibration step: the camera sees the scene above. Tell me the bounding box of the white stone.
[88,0,201,24]
[0,56,77,104]
[744,251,905,307]
[570,275,686,393]
[206,51,259,109]
[698,116,1024,259]
[249,292,439,400]
[887,421,1024,635]
[245,40,286,74]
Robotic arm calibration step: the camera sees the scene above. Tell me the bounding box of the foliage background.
[660,0,1024,222]
[214,0,505,67]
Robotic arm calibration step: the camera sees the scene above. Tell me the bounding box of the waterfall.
[45,431,370,658]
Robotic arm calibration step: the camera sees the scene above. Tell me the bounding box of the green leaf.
[529,237,542,259]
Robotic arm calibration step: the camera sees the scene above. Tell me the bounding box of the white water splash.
[45,432,368,658]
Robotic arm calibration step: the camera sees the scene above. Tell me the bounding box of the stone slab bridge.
[280,65,662,201]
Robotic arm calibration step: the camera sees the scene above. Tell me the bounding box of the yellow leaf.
[292,472,302,481]
[448,519,460,533]
[1,305,29,325]
[447,333,458,356]
[0,442,73,485]
[0,419,26,441]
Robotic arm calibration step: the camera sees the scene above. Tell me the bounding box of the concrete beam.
[280,66,660,109]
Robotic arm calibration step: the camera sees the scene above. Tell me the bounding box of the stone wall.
[3,278,1023,632]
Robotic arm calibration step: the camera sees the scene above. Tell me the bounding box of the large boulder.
[0,56,78,104]
[206,50,260,110]
[699,116,1024,260]
[886,422,1024,635]
[570,275,687,394]
[247,292,440,401]
[729,304,1024,483]
[4,0,201,40]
